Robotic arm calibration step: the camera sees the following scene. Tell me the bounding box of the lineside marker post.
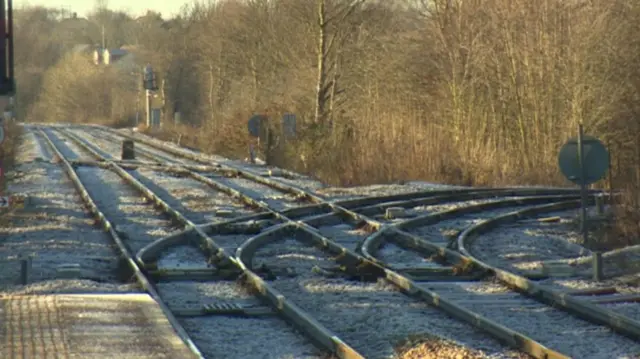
[559,123,609,281]
[0,121,5,198]
[577,124,588,239]
[577,125,602,281]
[0,147,4,196]
[19,254,30,284]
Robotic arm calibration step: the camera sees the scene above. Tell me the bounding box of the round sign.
[558,135,609,185]
[0,125,4,145]
[248,115,267,138]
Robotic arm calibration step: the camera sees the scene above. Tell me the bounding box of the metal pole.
[0,146,4,195]
[607,138,613,204]
[577,123,588,238]
[7,0,14,93]
[578,124,603,281]
[146,89,151,128]
[20,254,30,285]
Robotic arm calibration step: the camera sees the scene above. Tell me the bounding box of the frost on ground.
[251,238,522,359]
[318,182,465,201]
[603,302,640,322]
[469,218,588,273]
[156,281,328,359]
[462,206,640,277]
[265,174,326,193]
[86,128,198,165]
[418,279,640,358]
[535,277,640,321]
[317,224,370,252]
[196,233,253,257]
[130,168,254,224]
[213,175,302,211]
[376,242,443,270]
[66,127,120,160]
[0,129,122,286]
[75,166,179,253]
[404,204,543,247]
[43,128,95,161]
[156,245,211,269]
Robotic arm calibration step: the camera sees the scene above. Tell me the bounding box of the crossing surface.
[1,293,198,359]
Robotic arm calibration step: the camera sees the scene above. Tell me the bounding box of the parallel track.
[35,127,205,358]
[27,124,640,359]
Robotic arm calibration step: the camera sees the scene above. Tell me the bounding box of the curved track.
[17,123,640,359]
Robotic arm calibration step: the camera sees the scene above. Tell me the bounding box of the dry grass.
[145,114,565,188]
[0,121,21,192]
[0,121,23,220]
[393,334,530,359]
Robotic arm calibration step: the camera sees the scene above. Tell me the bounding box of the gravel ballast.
[418,279,640,358]
[10,125,640,359]
[251,237,524,359]
[131,168,255,224]
[157,281,329,359]
[0,128,123,286]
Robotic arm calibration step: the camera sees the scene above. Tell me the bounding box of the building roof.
[105,48,129,57]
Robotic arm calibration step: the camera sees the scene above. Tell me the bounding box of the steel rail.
[361,195,583,271]
[235,214,569,359]
[457,200,640,340]
[358,194,640,355]
[82,124,626,357]
[37,127,205,359]
[71,125,578,357]
[55,127,364,358]
[138,189,587,269]
[59,128,235,266]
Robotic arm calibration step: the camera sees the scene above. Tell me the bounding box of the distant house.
[104,48,129,65]
[93,48,136,67]
[92,49,102,64]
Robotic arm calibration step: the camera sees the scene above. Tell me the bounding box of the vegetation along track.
[28,124,640,358]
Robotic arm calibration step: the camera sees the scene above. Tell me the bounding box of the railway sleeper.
[148,267,243,282]
[173,302,276,318]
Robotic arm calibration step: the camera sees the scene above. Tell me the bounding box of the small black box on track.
[121,140,135,160]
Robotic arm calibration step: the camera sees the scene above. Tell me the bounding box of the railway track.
[37,126,336,358]
[360,197,640,358]
[14,123,640,358]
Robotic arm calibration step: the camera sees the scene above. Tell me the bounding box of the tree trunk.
[314,0,328,125]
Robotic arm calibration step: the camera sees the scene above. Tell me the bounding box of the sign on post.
[248,115,267,138]
[558,128,609,281]
[282,113,296,139]
[558,135,609,185]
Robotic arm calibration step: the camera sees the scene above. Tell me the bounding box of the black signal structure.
[143,64,158,91]
[0,0,15,96]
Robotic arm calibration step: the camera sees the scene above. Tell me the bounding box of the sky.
[14,0,193,18]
